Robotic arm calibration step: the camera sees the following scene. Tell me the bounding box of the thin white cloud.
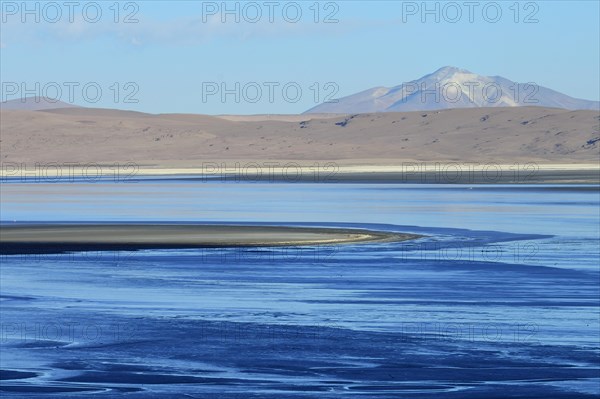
[1,11,365,47]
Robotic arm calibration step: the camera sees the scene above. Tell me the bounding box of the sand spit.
[0,224,419,254]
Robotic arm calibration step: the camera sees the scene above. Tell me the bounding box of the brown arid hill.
[0,106,598,168]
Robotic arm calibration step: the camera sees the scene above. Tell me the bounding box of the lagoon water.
[1,179,599,398]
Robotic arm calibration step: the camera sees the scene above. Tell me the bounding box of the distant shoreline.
[1,164,598,184]
[117,163,600,184]
[0,224,419,255]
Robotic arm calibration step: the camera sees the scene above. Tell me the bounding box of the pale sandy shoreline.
[134,163,600,174]
[0,224,419,254]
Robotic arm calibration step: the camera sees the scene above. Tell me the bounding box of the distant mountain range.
[305,66,600,114]
[3,68,598,114]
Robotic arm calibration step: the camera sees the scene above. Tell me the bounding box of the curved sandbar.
[0,224,419,254]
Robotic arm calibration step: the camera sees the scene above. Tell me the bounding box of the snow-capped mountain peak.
[305,67,599,113]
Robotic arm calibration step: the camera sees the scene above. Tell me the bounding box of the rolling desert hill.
[0,97,82,111]
[1,106,598,169]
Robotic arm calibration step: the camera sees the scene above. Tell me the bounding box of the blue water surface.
[1,180,598,398]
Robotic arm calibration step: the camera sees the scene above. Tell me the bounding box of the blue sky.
[1,0,598,114]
